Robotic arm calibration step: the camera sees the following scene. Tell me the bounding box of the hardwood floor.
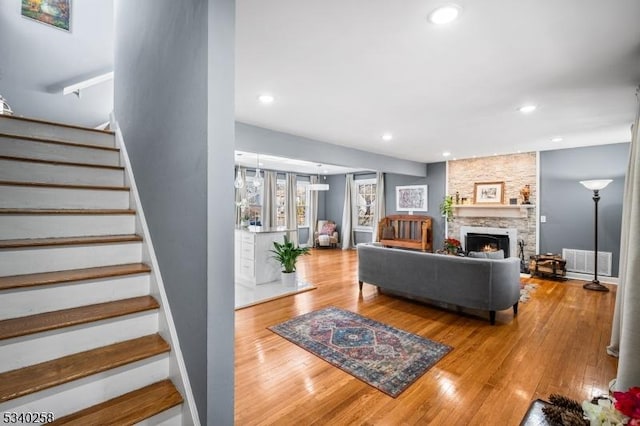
[235,249,618,425]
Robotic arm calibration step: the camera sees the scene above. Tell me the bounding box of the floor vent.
[562,248,612,276]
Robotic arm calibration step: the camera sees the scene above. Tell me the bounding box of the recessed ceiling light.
[428,5,461,25]
[258,94,274,104]
[551,137,563,142]
[382,133,393,141]
[443,151,451,157]
[518,104,537,114]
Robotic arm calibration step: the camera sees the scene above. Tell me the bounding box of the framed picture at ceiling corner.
[473,181,505,204]
[21,0,71,32]
[395,185,428,212]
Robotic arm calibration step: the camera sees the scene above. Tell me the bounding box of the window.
[296,181,309,227]
[245,177,262,223]
[276,179,286,227]
[354,179,376,230]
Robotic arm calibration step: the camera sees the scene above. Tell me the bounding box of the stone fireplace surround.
[447,152,538,261]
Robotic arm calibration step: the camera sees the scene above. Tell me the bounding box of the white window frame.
[297,181,310,228]
[353,178,376,232]
[276,178,286,227]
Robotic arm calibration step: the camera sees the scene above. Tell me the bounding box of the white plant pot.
[281,271,297,288]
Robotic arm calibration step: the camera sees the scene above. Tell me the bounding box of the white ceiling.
[236,0,640,164]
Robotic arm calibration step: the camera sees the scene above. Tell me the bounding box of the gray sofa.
[357,243,521,324]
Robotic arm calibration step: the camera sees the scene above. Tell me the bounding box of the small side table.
[529,254,567,280]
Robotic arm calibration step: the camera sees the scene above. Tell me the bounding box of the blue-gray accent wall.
[322,164,447,247]
[114,0,235,423]
[539,143,628,277]
[236,122,427,177]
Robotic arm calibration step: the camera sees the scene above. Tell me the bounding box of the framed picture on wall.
[396,185,428,212]
[473,181,505,204]
[21,0,71,32]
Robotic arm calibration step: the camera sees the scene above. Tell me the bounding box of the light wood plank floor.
[235,249,618,425]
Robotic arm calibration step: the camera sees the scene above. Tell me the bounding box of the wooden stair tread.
[0,234,142,249]
[0,155,124,170]
[0,296,159,340]
[0,132,119,151]
[0,180,129,191]
[0,334,169,403]
[0,208,136,215]
[0,115,115,135]
[50,380,182,425]
[0,263,151,291]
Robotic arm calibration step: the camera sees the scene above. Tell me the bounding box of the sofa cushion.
[320,222,336,235]
[468,249,504,259]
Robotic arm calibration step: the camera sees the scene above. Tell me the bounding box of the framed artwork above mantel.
[473,181,505,204]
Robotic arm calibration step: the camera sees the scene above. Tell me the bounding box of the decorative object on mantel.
[520,184,532,204]
[579,179,613,292]
[444,237,462,255]
[0,95,13,115]
[21,0,71,32]
[473,181,505,204]
[439,195,454,222]
[396,185,428,212]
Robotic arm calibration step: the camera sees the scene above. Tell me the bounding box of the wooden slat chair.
[377,215,433,252]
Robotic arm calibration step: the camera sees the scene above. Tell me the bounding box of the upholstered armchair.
[314,220,339,248]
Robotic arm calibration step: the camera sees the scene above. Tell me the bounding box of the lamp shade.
[580,179,613,190]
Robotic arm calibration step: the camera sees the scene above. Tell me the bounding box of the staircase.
[0,115,196,425]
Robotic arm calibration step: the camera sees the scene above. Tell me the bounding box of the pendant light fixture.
[253,154,263,187]
[308,164,329,191]
[234,167,245,189]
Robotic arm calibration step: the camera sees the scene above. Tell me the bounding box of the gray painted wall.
[323,164,447,247]
[385,162,447,250]
[114,0,234,424]
[236,122,427,177]
[0,0,113,127]
[540,143,628,277]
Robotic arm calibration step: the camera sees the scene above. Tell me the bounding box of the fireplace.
[460,226,517,259]
[465,233,510,258]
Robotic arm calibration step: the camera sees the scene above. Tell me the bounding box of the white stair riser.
[0,242,142,275]
[0,137,119,166]
[0,117,115,148]
[0,312,158,372]
[0,159,124,186]
[0,274,150,320]
[135,405,182,426]
[0,355,170,421]
[0,214,136,239]
[0,185,130,209]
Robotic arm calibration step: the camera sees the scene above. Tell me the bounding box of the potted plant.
[440,195,454,222]
[444,237,462,255]
[270,235,311,286]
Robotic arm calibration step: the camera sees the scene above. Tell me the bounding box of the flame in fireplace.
[482,244,498,252]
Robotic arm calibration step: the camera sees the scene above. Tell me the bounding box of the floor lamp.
[579,179,613,292]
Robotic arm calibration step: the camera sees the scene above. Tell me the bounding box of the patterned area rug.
[268,306,452,397]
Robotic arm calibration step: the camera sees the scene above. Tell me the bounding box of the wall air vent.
[562,249,612,277]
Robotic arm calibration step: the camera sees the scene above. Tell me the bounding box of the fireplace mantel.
[453,204,535,218]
